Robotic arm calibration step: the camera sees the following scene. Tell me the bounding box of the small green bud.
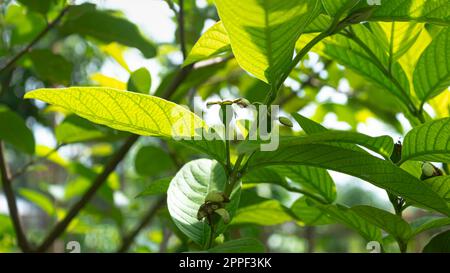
[235,98,251,108]
[278,116,293,128]
[205,191,226,203]
[214,208,230,224]
[422,162,435,178]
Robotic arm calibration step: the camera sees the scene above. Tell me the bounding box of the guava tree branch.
[0,142,31,252]
[178,0,187,59]
[117,196,166,253]
[0,5,71,75]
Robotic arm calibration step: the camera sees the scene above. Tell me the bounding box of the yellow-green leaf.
[413,27,450,102]
[401,118,450,163]
[24,87,206,139]
[215,0,321,84]
[183,21,231,66]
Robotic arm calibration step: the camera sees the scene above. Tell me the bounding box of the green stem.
[224,154,245,198]
[221,105,232,172]
[265,31,331,106]
[398,240,407,253]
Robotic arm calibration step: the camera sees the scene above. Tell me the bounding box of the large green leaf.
[321,0,360,17]
[314,203,382,241]
[60,4,156,58]
[423,230,450,253]
[243,165,336,203]
[231,199,293,226]
[0,105,35,154]
[413,27,450,102]
[24,87,206,139]
[167,159,240,246]
[401,118,450,163]
[184,21,231,66]
[291,197,333,226]
[208,238,265,253]
[176,138,227,166]
[292,112,327,134]
[247,144,450,215]
[321,25,412,107]
[215,0,321,84]
[352,205,412,243]
[240,130,394,159]
[370,0,450,25]
[425,176,450,203]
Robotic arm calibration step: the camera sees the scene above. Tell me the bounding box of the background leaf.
[352,205,412,242]
[244,165,336,203]
[248,143,450,215]
[231,199,293,226]
[0,105,35,154]
[127,67,151,94]
[60,4,157,58]
[134,145,174,177]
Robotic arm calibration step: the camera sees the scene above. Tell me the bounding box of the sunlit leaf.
[60,3,157,58]
[401,118,450,163]
[184,21,231,66]
[24,87,206,139]
[413,27,450,102]
[215,0,321,83]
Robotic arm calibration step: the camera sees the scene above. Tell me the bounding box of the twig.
[0,5,71,75]
[117,196,166,253]
[177,0,187,59]
[0,142,31,252]
[162,65,193,99]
